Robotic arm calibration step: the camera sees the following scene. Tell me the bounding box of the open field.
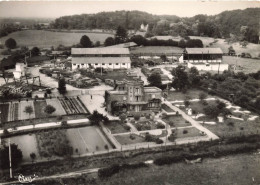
[96,153,260,185]
[0,30,113,48]
[9,134,39,163]
[130,46,183,55]
[223,56,260,74]
[66,126,113,154]
[190,36,260,58]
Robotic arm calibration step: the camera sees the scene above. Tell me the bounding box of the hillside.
[50,8,260,43]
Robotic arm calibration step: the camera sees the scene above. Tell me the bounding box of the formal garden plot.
[34,100,48,118]
[162,104,175,113]
[167,89,214,101]
[162,115,191,128]
[9,102,19,121]
[66,126,113,155]
[131,117,165,131]
[46,99,66,116]
[59,97,88,115]
[36,130,73,158]
[169,127,202,141]
[105,121,130,134]
[20,100,36,120]
[10,134,39,163]
[114,134,146,145]
[0,103,9,123]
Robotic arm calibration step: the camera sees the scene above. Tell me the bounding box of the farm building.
[179,48,229,72]
[71,48,131,70]
[105,79,162,115]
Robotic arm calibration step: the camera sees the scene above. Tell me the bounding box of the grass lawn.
[204,118,260,138]
[222,56,260,74]
[172,127,202,139]
[167,89,213,101]
[114,134,145,145]
[189,101,217,118]
[105,121,130,134]
[34,100,48,118]
[95,153,260,185]
[0,103,9,123]
[130,46,183,54]
[0,30,113,48]
[9,134,39,163]
[161,104,175,112]
[162,115,191,127]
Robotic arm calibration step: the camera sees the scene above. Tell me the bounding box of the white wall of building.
[72,63,131,70]
[187,62,229,72]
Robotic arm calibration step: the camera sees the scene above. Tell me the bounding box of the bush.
[134,114,140,121]
[156,122,165,129]
[155,138,163,144]
[129,134,135,140]
[98,164,120,178]
[124,125,131,131]
[183,130,188,134]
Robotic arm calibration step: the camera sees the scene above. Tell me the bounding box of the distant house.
[105,79,162,114]
[140,23,148,32]
[71,48,131,70]
[179,48,229,72]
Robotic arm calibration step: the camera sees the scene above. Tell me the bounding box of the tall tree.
[5,38,17,49]
[148,72,162,88]
[115,26,127,44]
[44,105,56,116]
[24,105,33,119]
[0,144,23,169]
[171,66,189,91]
[80,35,92,48]
[31,47,40,56]
[58,78,67,94]
[104,37,115,46]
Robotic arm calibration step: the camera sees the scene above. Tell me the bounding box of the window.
[122,63,125,65]
[81,64,84,65]
[95,63,98,65]
[102,63,105,65]
[116,63,119,65]
[73,64,76,66]
[109,63,112,65]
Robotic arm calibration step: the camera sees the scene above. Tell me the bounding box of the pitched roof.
[106,42,137,48]
[72,48,130,55]
[72,57,131,64]
[185,48,223,54]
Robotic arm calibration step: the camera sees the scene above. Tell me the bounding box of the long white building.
[71,48,131,70]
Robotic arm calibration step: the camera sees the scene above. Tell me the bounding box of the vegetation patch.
[114,134,145,145]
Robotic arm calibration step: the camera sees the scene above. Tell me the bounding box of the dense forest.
[51,8,260,43]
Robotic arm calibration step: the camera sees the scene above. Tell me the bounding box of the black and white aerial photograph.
[0,0,260,184]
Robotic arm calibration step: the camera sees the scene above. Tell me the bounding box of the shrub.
[129,134,135,140]
[124,125,131,131]
[183,130,188,134]
[145,114,150,119]
[155,138,163,144]
[134,114,140,121]
[98,164,120,178]
[168,121,174,127]
[156,122,165,129]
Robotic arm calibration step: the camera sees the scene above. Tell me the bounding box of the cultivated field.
[190,36,260,58]
[66,126,113,154]
[9,134,39,163]
[0,30,113,48]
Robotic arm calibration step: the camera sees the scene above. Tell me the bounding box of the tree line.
[50,8,260,44]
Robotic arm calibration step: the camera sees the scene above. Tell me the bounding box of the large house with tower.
[71,48,131,70]
[105,79,162,115]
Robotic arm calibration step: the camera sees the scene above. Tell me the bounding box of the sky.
[0,1,259,18]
